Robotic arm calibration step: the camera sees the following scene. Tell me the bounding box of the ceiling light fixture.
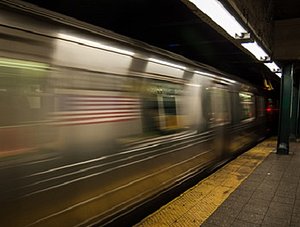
[264,62,282,78]
[264,62,281,72]
[189,0,248,39]
[241,41,270,61]
[189,0,281,80]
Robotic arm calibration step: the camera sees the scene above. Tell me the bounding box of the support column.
[277,64,294,154]
[296,77,300,141]
[291,78,299,140]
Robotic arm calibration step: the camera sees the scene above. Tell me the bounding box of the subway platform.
[135,138,300,227]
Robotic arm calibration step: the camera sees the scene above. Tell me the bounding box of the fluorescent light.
[58,33,134,56]
[241,41,269,61]
[264,62,281,72]
[264,62,282,78]
[148,58,186,70]
[189,0,247,38]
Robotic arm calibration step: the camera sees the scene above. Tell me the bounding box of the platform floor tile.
[203,141,300,227]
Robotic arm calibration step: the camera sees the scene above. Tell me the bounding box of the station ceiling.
[21,0,300,91]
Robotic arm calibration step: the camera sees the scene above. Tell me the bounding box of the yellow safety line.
[135,138,276,227]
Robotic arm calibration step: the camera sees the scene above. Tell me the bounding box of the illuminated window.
[0,58,48,126]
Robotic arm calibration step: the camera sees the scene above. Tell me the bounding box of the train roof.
[1,0,261,91]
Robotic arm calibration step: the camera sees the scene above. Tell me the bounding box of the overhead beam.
[225,0,273,53]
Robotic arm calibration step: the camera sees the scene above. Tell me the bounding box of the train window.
[239,92,255,121]
[0,58,49,126]
[163,96,177,115]
[209,88,231,126]
[141,80,182,133]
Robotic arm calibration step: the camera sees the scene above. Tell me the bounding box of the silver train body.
[0,1,270,226]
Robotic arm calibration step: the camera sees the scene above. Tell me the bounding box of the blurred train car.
[0,1,275,226]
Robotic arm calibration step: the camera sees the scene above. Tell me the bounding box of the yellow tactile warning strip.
[135,137,277,227]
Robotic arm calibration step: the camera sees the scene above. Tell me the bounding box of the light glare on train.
[0,57,48,71]
[186,83,201,87]
[58,33,135,56]
[148,58,186,70]
[194,70,236,84]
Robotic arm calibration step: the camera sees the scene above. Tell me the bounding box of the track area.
[136,137,276,226]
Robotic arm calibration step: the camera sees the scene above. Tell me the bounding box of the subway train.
[0,1,276,226]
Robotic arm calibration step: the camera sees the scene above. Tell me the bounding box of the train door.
[205,85,232,157]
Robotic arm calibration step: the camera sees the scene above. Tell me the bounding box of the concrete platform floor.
[135,138,300,226]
